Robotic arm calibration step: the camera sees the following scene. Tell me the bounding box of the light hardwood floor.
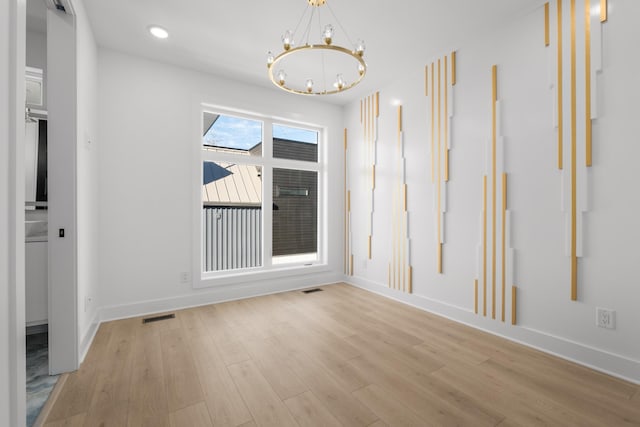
[43,283,640,426]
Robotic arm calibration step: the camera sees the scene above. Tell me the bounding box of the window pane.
[272,124,318,162]
[202,160,262,272]
[203,112,263,156]
[272,168,317,264]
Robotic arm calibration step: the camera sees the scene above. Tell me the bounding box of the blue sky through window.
[273,124,318,144]
[204,115,317,150]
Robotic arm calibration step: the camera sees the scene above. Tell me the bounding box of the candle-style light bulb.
[277,70,287,86]
[355,39,366,56]
[358,63,365,76]
[306,79,314,93]
[266,51,274,67]
[334,74,345,90]
[322,24,334,45]
[282,30,294,51]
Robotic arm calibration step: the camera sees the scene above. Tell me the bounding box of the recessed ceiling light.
[148,25,169,39]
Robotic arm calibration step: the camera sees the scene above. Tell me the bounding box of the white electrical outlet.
[596,307,616,329]
[180,272,191,284]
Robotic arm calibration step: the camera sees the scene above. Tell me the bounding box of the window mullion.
[262,120,274,268]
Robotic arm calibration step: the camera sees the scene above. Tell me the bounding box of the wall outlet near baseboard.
[180,272,191,284]
[596,307,616,329]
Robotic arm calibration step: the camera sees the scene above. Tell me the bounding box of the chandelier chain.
[325,1,355,48]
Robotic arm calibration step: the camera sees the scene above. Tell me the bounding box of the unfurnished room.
[1,0,639,426]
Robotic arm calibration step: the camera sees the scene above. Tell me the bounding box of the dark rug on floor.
[26,332,58,427]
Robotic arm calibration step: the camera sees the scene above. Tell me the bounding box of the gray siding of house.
[203,206,262,271]
[273,138,318,162]
[272,168,317,256]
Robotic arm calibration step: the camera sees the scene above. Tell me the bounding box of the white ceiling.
[80,0,545,105]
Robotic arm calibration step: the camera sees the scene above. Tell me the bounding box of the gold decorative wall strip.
[361,92,379,262]
[491,65,497,320]
[426,52,456,275]
[451,51,457,86]
[425,65,429,96]
[475,66,516,326]
[344,128,351,275]
[437,59,442,274]
[570,0,578,300]
[549,0,606,301]
[557,0,564,170]
[501,173,507,322]
[445,56,450,183]
[600,0,607,22]
[431,63,435,184]
[389,104,412,293]
[545,3,550,46]
[585,0,592,167]
[511,286,517,325]
[474,280,478,314]
[375,92,380,118]
[482,175,487,317]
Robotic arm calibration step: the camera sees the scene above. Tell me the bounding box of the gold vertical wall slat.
[360,100,363,123]
[347,190,351,212]
[403,184,408,212]
[501,173,507,322]
[368,235,372,259]
[557,0,564,170]
[585,0,593,167]
[474,280,478,314]
[451,51,457,86]
[431,62,435,184]
[545,2,550,46]
[398,105,404,291]
[375,91,380,118]
[491,65,497,320]
[444,56,449,183]
[437,59,442,274]
[570,0,578,301]
[600,0,607,22]
[511,286,517,325]
[408,266,413,294]
[350,255,353,276]
[372,165,376,189]
[482,175,487,317]
[425,65,429,96]
[344,128,347,275]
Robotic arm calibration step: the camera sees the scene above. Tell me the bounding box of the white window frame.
[192,104,328,289]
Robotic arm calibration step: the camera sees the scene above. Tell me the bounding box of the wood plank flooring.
[43,283,640,427]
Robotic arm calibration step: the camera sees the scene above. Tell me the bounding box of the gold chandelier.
[267,0,367,96]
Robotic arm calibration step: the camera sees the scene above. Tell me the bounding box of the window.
[199,110,323,279]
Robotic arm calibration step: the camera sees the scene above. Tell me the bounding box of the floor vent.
[142,313,175,324]
[302,288,323,294]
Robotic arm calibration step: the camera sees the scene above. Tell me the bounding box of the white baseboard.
[79,311,100,364]
[346,275,640,385]
[99,272,341,323]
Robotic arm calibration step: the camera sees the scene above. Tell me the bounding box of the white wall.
[75,0,100,361]
[26,29,46,109]
[1,0,27,425]
[97,49,343,319]
[345,0,640,383]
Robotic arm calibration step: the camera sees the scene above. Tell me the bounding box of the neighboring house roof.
[202,147,262,206]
